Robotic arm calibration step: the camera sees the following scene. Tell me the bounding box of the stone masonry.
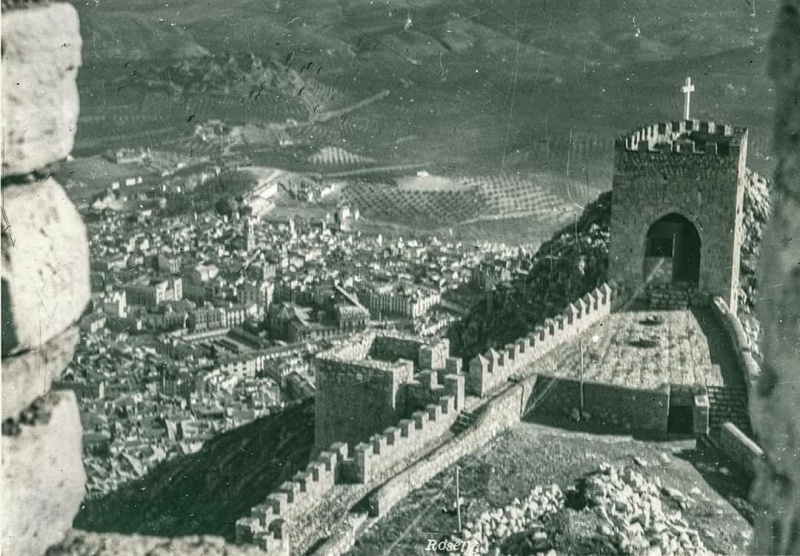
[1,3,260,555]
[1,0,798,554]
[1,2,89,554]
[313,332,460,452]
[609,120,748,312]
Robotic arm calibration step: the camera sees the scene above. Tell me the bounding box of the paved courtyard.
[527,306,744,390]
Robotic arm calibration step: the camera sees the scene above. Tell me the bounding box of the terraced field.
[343,172,601,230]
[308,146,376,166]
[344,182,484,228]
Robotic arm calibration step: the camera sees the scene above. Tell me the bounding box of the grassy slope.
[74,401,315,541]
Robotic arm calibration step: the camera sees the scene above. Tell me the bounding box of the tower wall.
[608,120,748,311]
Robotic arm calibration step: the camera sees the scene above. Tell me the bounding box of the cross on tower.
[681,77,695,120]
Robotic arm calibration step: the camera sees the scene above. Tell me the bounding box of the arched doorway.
[643,213,701,286]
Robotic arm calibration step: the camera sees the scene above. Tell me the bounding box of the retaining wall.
[718,422,764,477]
[313,512,369,556]
[529,376,671,433]
[468,284,613,396]
[710,296,761,395]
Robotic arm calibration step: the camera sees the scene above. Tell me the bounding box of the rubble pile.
[450,484,564,556]
[583,463,713,556]
[448,462,717,556]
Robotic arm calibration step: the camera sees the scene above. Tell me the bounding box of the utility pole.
[579,336,585,416]
[455,466,462,532]
[566,127,573,178]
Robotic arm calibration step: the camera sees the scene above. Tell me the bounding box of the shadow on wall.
[74,400,315,541]
[521,411,694,443]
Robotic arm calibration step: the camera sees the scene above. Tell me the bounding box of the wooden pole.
[579,336,585,415]
[456,466,462,532]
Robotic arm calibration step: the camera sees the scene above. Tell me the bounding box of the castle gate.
[643,213,701,286]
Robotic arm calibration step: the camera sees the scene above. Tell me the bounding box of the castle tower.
[608,119,748,312]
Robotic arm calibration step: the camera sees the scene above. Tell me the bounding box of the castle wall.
[528,376,671,433]
[312,512,368,556]
[314,357,411,451]
[710,297,761,395]
[718,422,764,478]
[368,374,538,519]
[369,334,425,366]
[468,284,613,396]
[235,441,350,553]
[608,121,747,311]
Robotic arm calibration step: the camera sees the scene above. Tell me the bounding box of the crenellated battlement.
[468,284,613,396]
[314,332,458,453]
[616,120,747,156]
[234,441,350,553]
[339,382,462,485]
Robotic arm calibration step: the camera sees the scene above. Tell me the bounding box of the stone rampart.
[343,389,460,486]
[368,332,449,370]
[617,120,744,155]
[314,332,456,452]
[312,512,369,556]
[718,422,765,478]
[368,373,539,520]
[529,376,671,433]
[710,296,761,395]
[234,441,350,553]
[468,284,612,396]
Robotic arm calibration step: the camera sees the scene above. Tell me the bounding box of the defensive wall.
[710,297,761,394]
[608,120,748,312]
[1,0,795,553]
[313,332,460,451]
[529,376,671,433]
[468,284,612,396]
[237,332,466,552]
[718,422,765,478]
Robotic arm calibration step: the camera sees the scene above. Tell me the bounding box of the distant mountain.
[71,0,776,177]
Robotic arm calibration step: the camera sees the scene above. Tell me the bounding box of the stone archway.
[643,213,701,286]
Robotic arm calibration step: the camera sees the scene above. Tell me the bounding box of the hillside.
[448,170,771,362]
[71,0,776,178]
[74,401,315,542]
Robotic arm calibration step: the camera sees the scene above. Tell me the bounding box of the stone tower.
[608,119,748,312]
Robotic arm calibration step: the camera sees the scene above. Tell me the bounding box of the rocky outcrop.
[750,1,800,554]
[1,2,82,176]
[1,2,88,553]
[2,392,86,556]
[1,178,89,361]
